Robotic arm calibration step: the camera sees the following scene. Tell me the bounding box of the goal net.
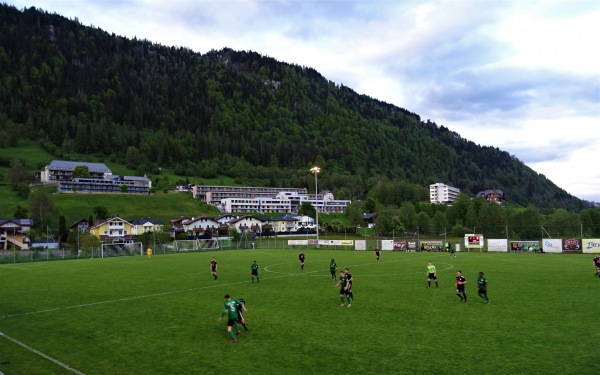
[100,242,143,257]
[174,239,219,252]
[173,238,232,252]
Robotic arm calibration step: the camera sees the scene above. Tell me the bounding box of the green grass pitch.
[0,250,597,374]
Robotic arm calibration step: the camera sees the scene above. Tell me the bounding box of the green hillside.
[0,4,587,212]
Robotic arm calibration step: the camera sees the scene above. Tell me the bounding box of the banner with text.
[582,239,600,253]
[542,239,563,253]
[381,240,411,251]
[562,239,582,253]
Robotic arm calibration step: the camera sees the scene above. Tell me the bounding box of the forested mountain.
[0,4,587,211]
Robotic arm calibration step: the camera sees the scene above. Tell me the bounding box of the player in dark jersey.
[210,258,218,280]
[344,267,354,307]
[335,271,347,306]
[330,259,337,280]
[477,272,490,303]
[236,298,249,331]
[455,270,467,303]
[593,254,600,278]
[375,246,381,262]
[250,260,259,283]
[299,251,305,269]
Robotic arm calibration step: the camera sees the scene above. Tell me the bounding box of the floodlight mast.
[310,166,320,248]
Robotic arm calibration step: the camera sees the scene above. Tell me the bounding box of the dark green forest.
[0,4,589,212]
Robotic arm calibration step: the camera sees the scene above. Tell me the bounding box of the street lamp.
[310,166,320,248]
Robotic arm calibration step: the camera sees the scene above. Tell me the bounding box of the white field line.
[2,253,459,319]
[0,331,85,375]
[1,273,294,319]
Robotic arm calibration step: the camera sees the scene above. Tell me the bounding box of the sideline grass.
[0,250,597,374]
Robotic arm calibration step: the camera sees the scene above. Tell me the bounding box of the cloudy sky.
[7,0,600,202]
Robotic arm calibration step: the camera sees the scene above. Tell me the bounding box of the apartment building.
[192,185,308,204]
[429,183,460,204]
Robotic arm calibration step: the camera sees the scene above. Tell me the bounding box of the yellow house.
[130,218,164,235]
[89,216,134,243]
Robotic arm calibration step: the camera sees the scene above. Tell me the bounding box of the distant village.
[1,160,505,250]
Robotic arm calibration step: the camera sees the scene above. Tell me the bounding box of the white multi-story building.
[429,183,460,204]
[192,185,308,204]
[220,191,351,214]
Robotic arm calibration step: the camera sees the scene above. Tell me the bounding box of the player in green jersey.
[477,272,490,303]
[330,259,337,280]
[219,294,240,343]
[449,245,456,258]
[335,271,348,306]
[426,261,438,288]
[250,260,259,283]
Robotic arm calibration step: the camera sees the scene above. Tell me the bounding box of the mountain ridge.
[0,4,587,211]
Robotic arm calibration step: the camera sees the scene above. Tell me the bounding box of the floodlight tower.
[310,166,320,248]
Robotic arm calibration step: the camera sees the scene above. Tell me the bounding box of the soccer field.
[0,250,597,375]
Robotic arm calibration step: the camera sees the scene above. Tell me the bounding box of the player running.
[455,270,467,303]
[477,272,490,303]
[210,258,218,280]
[594,254,600,278]
[250,260,260,283]
[375,246,380,262]
[299,251,305,270]
[236,298,249,331]
[219,294,240,343]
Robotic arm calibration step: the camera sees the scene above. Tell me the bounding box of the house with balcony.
[68,219,90,233]
[0,218,32,250]
[182,217,220,237]
[270,214,299,233]
[475,189,504,203]
[130,218,164,235]
[229,216,263,234]
[89,216,134,243]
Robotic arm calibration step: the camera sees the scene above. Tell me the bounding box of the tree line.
[0,4,591,215]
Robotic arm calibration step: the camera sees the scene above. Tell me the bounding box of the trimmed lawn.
[0,250,596,374]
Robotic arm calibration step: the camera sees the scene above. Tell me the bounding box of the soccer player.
[299,251,305,270]
[236,298,249,331]
[146,248,152,260]
[344,267,354,306]
[219,294,239,343]
[594,254,600,278]
[330,258,337,280]
[477,272,490,303]
[335,271,348,306]
[250,260,259,283]
[210,258,218,280]
[449,244,456,258]
[455,270,467,303]
[426,261,438,288]
[375,246,380,262]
